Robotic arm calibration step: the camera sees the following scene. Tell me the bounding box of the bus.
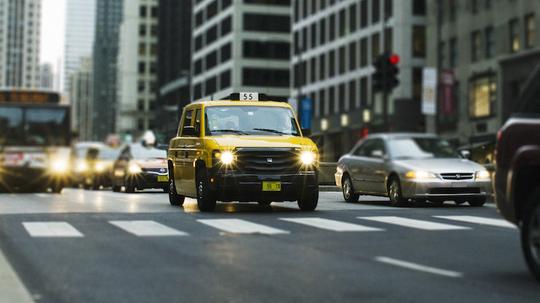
[0,90,72,193]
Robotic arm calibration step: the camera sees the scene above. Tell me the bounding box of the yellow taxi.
[167,93,319,212]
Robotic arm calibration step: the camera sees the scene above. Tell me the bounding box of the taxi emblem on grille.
[267,158,273,163]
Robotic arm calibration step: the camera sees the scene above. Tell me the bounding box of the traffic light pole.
[381,7,390,131]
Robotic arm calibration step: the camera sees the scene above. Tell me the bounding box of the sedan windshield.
[205,106,300,136]
[387,137,460,159]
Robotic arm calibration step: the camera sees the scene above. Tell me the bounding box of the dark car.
[495,99,540,280]
[111,143,169,193]
[83,147,120,190]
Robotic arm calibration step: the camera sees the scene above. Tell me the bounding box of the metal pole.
[381,1,390,131]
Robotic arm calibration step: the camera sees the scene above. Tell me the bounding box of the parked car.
[495,113,540,281]
[111,143,169,193]
[335,133,492,207]
[83,147,120,190]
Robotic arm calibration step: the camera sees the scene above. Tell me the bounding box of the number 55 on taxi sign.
[239,92,259,101]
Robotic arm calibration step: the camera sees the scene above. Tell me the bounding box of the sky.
[40,0,66,83]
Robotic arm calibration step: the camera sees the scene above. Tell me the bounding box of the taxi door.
[181,107,203,197]
[169,108,193,195]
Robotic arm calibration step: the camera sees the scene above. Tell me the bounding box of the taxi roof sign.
[223,93,288,103]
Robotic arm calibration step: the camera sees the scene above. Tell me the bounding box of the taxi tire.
[112,185,121,192]
[168,174,184,206]
[51,184,63,194]
[298,188,318,211]
[125,179,135,193]
[342,175,359,203]
[196,168,217,212]
[521,188,540,281]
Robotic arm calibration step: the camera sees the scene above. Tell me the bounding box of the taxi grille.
[440,173,474,180]
[235,148,300,174]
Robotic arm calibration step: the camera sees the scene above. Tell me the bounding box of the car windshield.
[205,106,300,136]
[387,137,460,159]
[98,148,120,160]
[130,144,166,160]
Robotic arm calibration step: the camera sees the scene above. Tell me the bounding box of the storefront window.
[469,76,496,118]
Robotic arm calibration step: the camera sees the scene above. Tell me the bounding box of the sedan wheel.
[388,178,407,207]
[342,176,359,203]
[522,189,540,281]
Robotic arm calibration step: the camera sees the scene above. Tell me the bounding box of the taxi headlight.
[51,159,69,173]
[405,171,438,180]
[300,151,316,165]
[75,160,88,173]
[220,151,235,165]
[95,162,107,173]
[128,163,142,174]
[475,170,491,181]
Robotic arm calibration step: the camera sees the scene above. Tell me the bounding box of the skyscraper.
[69,57,93,140]
[64,0,96,94]
[39,63,54,89]
[93,0,124,140]
[116,0,159,136]
[0,0,41,88]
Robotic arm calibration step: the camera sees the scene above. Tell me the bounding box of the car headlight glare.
[128,163,142,174]
[300,151,316,165]
[220,151,235,165]
[475,170,491,181]
[405,171,437,180]
[51,160,69,173]
[75,160,88,173]
[95,162,106,173]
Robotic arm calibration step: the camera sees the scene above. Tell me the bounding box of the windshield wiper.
[211,129,250,135]
[252,128,290,135]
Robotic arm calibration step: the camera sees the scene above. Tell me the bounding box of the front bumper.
[400,179,493,201]
[209,169,318,202]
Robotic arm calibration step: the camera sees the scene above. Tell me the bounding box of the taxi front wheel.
[298,188,318,211]
[196,168,217,212]
[168,174,184,206]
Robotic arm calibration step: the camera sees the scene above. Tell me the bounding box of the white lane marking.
[358,216,470,230]
[109,220,188,237]
[23,222,84,237]
[197,219,289,235]
[0,249,34,302]
[375,256,463,278]
[280,217,384,232]
[434,216,516,229]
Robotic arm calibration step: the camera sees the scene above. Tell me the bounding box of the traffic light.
[372,52,400,93]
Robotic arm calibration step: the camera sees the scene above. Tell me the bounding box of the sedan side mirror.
[371,150,384,159]
[460,150,471,160]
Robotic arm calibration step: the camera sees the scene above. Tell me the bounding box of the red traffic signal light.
[389,54,400,65]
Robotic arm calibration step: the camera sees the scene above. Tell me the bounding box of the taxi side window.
[194,109,201,136]
[180,110,193,137]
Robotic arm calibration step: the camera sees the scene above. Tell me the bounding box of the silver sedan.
[335,133,492,207]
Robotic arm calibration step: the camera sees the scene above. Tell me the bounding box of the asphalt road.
[0,189,537,303]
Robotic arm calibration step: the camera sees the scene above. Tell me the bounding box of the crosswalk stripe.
[197,219,289,235]
[280,217,384,232]
[358,216,470,230]
[109,220,188,237]
[23,222,84,237]
[433,216,516,229]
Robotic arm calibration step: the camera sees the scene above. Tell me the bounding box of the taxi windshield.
[205,106,300,136]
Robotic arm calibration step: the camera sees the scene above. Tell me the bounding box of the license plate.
[157,175,169,182]
[262,181,281,192]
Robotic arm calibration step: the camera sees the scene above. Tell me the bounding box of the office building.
[70,57,93,140]
[39,63,54,89]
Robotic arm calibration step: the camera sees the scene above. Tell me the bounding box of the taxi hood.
[209,136,317,150]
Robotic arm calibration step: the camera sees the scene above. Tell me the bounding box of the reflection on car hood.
[211,136,316,149]
[393,158,485,173]
[134,159,167,169]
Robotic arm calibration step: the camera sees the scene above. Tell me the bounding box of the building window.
[349,4,357,31]
[509,18,520,53]
[221,16,232,35]
[372,0,380,24]
[349,41,357,71]
[469,75,496,118]
[329,14,336,41]
[485,26,494,58]
[412,25,426,58]
[412,68,422,100]
[140,6,147,17]
[360,38,368,67]
[471,0,478,14]
[311,23,317,48]
[339,9,346,37]
[339,46,346,74]
[438,41,445,67]
[449,37,458,67]
[360,77,368,107]
[310,57,317,83]
[372,33,380,62]
[349,80,357,109]
[412,0,426,16]
[242,68,289,87]
[525,14,536,48]
[221,43,232,62]
[206,51,217,70]
[244,14,290,33]
[471,30,481,62]
[138,62,146,73]
[243,40,290,59]
[319,19,326,45]
[329,50,335,77]
[195,11,204,27]
[449,0,456,22]
[360,0,368,28]
[319,53,326,80]
[207,1,218,20]
[139,25,146,36]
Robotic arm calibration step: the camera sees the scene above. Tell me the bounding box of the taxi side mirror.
[302,128,311,137]
[182,126,197,137]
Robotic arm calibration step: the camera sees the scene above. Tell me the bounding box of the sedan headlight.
[51,159,69,173]
[475,170,491,181]
[128,163,142,174]
[300,151,316,165]
[405,171,438,180]
[75,160,88,173]
[95,162,107,173]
